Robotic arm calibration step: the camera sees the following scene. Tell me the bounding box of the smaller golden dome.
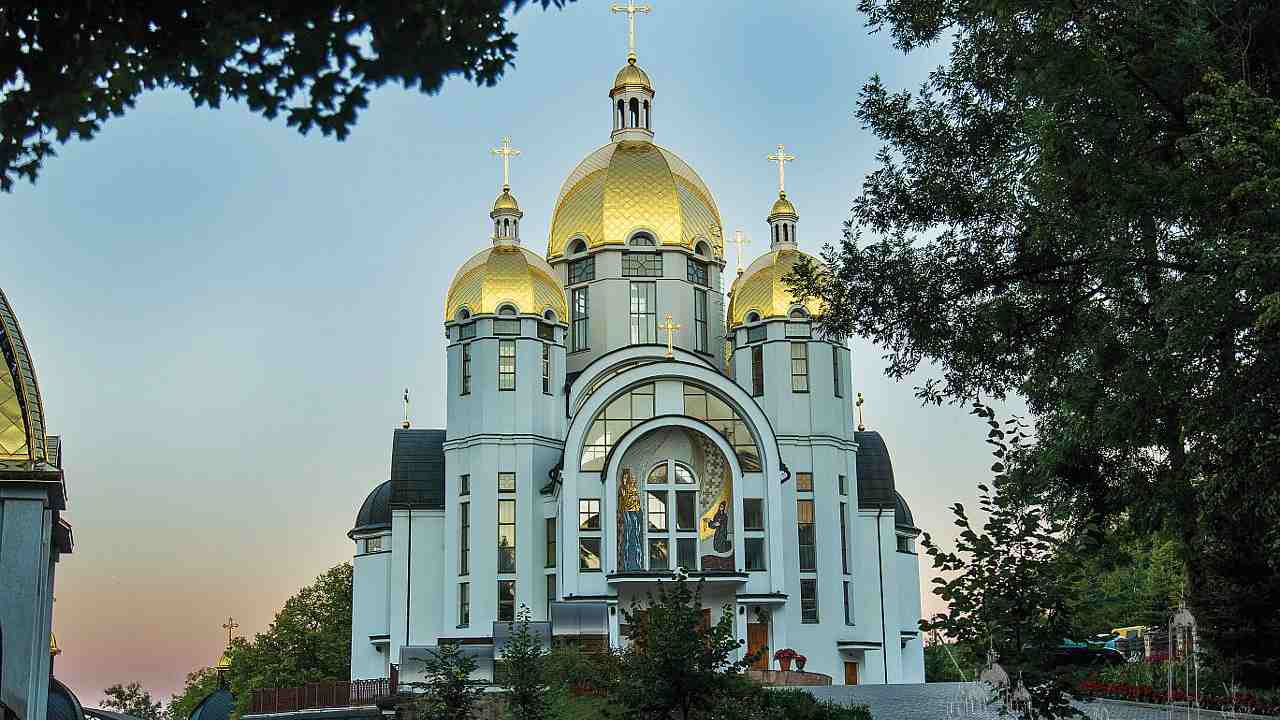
[727,247,823,328]
[768,192,798,219]
[216,651,232,671]
[445,245,567,322]
[491,188,521,214]
[613,59,653,93]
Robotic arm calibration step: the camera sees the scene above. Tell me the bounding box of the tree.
[408,643,486,720]
[921,406,1083,718]
[0,1,573,191]
[499,605,551,720]
[614,574,753,720]
[163,668,220,720]
[101,682,164,720]
[788,0,1280,685]
[222,562,353,718]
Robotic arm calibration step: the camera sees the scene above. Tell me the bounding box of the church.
[346,9,925,687]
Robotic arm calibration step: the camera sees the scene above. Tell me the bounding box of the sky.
[2,0,1014,704]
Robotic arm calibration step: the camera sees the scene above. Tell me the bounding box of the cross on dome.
[731,229,750,273]
[611,1,652,62]
[767,144,796,194]
[222,616,239,644]
[491,136,521,191]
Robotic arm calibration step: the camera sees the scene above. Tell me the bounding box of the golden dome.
[547,141,723,259]
[491,188,521,214]
[0,288,49,469]
[613,59,653,93]
[445,245,567,322]
[727,247,824,328]
[768,192,798,219]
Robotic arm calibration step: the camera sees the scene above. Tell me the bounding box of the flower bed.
[1077,679,1280,716]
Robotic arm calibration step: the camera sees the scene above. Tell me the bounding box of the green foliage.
[101,682,164,720]
[499,605,552,720]
[703,685,872,720]
[615,574,753,720]
[787,0,1280,686]
[222,563,353,718]
[923,639,980,683]
[162,668,220,720]
[408,643,486,720]
[919,405,1082,718]
[0,1,574,191]
[1067,531,1183,639]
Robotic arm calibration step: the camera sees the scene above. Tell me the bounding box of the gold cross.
[856,392,866,432]
[223,617,239,645]
[660,313,682,358]
[610,0,652,61]
[490,136,521,190]
[731,229,750,273]
[767,144,796,194]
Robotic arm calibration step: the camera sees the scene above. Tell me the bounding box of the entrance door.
[844,661,859,685]
[747,623,769,670]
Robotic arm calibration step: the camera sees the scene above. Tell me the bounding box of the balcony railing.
[248,676,394,715]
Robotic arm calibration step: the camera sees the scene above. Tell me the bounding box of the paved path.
[803,682,1271,720]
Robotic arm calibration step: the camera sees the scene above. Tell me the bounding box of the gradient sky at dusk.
[2,0,1015,705]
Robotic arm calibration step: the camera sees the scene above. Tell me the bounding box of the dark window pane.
[579,538,602,571]
[743,499,765,530]
[677,537,697,571]
[676,492,697,531]
[648,538,669,570]
[801,579,819,623]
[745,538,766,571]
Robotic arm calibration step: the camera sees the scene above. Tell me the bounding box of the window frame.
[579,537,603,572]
[460,343,472,396]
[498,498,516,574]
[542,342,552,394]
[693,289,708,353]
[801,578,819,623]
[628,281,657,344]
[686,257,709,286]
[571,286,590,352]
[579,498,601,530]
[498,579,516,622]
[568,255,596,284]
[791,341,810,392]
[498,339,516,391]
[622,252,663,277]
[545,517,557,568]
[743,498,765,531]
[459,501,470,576]
[797,498,817,572]
[458,581,470,627]
[833,345,843,398]
[745,537,766,571]
[751,345,764,397]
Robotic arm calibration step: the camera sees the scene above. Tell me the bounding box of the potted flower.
[773,648,798,671]
[796,654,808,672]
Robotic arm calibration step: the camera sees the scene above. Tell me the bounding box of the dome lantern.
[765,145,799,248]
[609,2,655,142]
[489,137,523,245]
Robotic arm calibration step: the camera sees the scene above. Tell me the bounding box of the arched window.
[789,308,809,319]
[783,224,790,243]
[498,305,518,317]
[643,100,651,129]
[456,308,471,321]
[746,311,761,324]
[570,238,588,255]
[629,232,657,247]
[694,241,710,257]
[617,99,626,129]
[544,309,557,322]
[629,98,640,128]
[772,225,779,244]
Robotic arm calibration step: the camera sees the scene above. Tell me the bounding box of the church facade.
[347,36,925,687]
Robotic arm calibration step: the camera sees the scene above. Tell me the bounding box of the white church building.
[346,20,925,687]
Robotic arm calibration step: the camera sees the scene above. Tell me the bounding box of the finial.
[731,229,750,274]
[767,144,796,194]
[856,392,866,432]
[402,388,411,429]
[491,136,521,192]
[611,1,652,62]
[50,631,61,658]
[660,313,682,358]
[222,616,239,646]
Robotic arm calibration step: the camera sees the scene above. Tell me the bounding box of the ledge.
[606,571,748,585]
[746,670,832,687]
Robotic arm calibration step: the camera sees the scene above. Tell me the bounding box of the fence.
[248,677,393,714]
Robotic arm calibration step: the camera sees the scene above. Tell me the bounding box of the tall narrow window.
[460,474,470,496]
[498,580,516,622]
[838,474,847,496]
[571,287,589,352]
[647,491,668,531]
[798,499,816,571]
[840,502,850,574]
[832,346,843,397]
[459,501,470,575]
[629,282,657,344]
[498,498,516,573]
[743,499,765,530]
[542,343,552,394]
[676,491,697,531]
[801,579,819,623]
[498,339,516,390]
[751,345,764,397]
[693,289,708,353]
[545,517,557,568]
[460,344,471,395]
[629,97,640,127]
[745,537,766,571]
[546,573,557,610]
[791,341,809,392]
[458,582,470,627]
[844,581,854,625]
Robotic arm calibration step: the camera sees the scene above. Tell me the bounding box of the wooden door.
[699,608,711,631]
[844,661,859,685]
[747,623,769,670]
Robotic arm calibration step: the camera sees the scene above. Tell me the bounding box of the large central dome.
[546,141,723,260]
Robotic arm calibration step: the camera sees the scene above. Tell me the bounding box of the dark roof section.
[350,481,392,538]
[855,430,897,510]
[189,688,234,720]
[895,491,917,530]
[48,678,85,720]
[389,428,446,510]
